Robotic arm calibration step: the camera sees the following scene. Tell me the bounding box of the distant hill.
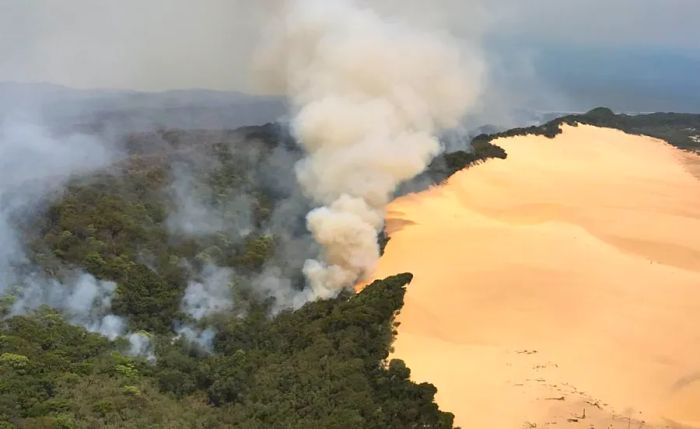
[0,82,287,132]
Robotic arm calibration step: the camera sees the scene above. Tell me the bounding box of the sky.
[0,0,698,112]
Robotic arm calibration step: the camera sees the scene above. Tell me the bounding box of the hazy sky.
[0,0,267,91]
[1,0,698,111]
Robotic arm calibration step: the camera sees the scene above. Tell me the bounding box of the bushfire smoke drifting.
[259,0,484,298]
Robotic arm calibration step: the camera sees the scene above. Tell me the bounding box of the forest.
[1,122,503,428]
[1,273,461,428]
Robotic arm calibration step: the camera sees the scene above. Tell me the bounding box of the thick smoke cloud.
[258,0,484,298]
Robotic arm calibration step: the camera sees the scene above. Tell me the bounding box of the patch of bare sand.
[368,125,700,428]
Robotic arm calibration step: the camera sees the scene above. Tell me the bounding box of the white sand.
[367,125,700,428]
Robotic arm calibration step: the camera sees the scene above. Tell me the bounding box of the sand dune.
[368,124,700,428]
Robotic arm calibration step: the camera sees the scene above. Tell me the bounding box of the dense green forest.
[1,274,459,428]
[3,123,481,428]
[25,125,296,333]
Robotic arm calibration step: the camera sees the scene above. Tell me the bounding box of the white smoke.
[126,332,156,362]
[258,0,484,298]
[174,325,217,351]
[0,120,114,285]
[9,272,155,360]
[0,118,114,310]
[166,162,255,239]
[181,264,235,320]
[173,265,236,352]
[252,266,309,312]
[10,273,127,340]
[0,117,153,359]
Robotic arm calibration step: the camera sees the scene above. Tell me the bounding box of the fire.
[368,124,700,428]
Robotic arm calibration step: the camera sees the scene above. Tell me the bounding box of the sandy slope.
[367,125,700,428]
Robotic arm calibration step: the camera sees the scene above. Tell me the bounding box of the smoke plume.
[0,118,113,290]
[181,265,235,321]
[0,121,112,281]
[10,273,126,340]
[258,0,484,298]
